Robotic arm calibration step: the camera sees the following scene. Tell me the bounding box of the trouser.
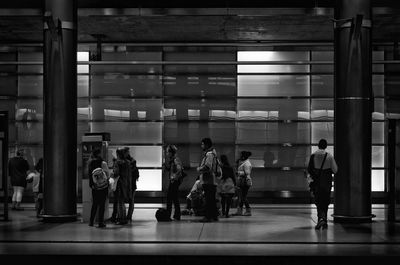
[127,190,137,220]
[238,185,250,209]
[166,180,181,218]
[90,188,108,225]
[12,186,24,203]
[202,184,218,219]
[314,189,331,220]
[33,192,43,216]
[220,193,234,216]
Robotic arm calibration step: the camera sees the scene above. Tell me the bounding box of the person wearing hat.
[233,151,253,216]
[164,144,183,221]
[8,149,30,211]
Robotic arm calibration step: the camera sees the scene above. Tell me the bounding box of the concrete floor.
[1,203,399,264]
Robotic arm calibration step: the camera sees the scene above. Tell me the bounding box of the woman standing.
[164,145,183,221]
[112,148,131,225]
[233,151,253,216]
[218,155,236,218]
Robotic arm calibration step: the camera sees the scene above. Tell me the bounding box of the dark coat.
[8,156,29,188]
[113,159,132,201]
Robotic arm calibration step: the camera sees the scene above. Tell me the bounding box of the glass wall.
[0,44,390,200]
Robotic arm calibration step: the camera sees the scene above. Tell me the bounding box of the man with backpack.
[307,139,338,230]
[197,137,220,222]
[88,148,110,228]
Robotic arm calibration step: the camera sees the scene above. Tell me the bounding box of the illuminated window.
[77,52,89,74]
[136,169,162,191]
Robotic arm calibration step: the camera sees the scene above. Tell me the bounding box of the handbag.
[308,153,327,193]
[245,176,252,187]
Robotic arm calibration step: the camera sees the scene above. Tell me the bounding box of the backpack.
[155,208,171,222]
[92,167,108,190]
[213,154,223,178]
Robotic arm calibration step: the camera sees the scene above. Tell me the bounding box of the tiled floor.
[1,203,399,264]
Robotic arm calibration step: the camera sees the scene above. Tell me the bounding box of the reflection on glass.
[136,169,162,191]
[237,51,309,73]
[16,122,43,143]
[372,99,385,120]
[108,145,162,167]
[372,169,384,192]
[77,52,89,74]
[90,122,162,144]
[372,146,384,168]
[18,76,42,96]
[311,75,333,97]
[238,75,309,96]
[16,99,43,121]
[237,122,310,144]
[372,122,384,144]
[311,122,334,144]
[78,75,89,97]
[92,99,162,120]
[91,75,162,97]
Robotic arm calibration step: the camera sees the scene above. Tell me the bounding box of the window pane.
[78,75,89,97]
[16,121,42,143]
[18,75,42,97]
[90,122,162,144]
[372,146,384,168]
[77,52,89,74]
[238,99,309,120]
[237,122,310,144]
[91,74,162,97]
[0,76,17,96]
[0,52,17,73]
[164,121,235,144]
[236,145,310,168]
[91,52,162,74]
[238,51,309,73]
[373,51,384,73]
[77,99,89,121]
[311,122,334,144]
[91,99,162,121]
[164,98,236,121]
[238,75,309,97]
[18,52,43,74]
[16,99,42,121]
[311,99,334,120]
[164,75,236,97]
[372,169,385,192]
[0,100,16,120]
[311,75,333,97]
[250,168,309,191]
[372,122,384,144]
[136,169,162,191]
[372,75,384,97]
[372,98,385,120]
[77,122,90,144]
[311,51,333,73]
[164,52,236,74]
[108,145,162,167]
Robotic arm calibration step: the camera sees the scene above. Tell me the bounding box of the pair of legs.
[89,188,108,227]
[220,193,234,217]
[166,180,181,220]
[314,189,331,229]
[33,192,43,217]
[12,186,24,210]
[234,185,251,216]
[202,184,218,221]
[126,190,136,221]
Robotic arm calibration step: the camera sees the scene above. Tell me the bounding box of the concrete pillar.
[333,0,374,223]
[42,0,77,222]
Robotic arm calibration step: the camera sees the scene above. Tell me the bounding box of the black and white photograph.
[0,0,400,264]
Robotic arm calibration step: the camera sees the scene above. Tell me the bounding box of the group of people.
[164,137,254,223]
[8,137,337,230]
[88,146,139,228]
[8,149,43,217]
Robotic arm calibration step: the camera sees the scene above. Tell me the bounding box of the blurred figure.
[33,158,43,217]
[8,149,30,211]
[218,154,236,218]
[88,148,110,228]
[164,144,183,221]
[233,151,253,216]
[307,139,338,230]
[124,147,139,223]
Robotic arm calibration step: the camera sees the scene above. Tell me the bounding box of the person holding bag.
[233,151,253,216]
[307,139,338,230]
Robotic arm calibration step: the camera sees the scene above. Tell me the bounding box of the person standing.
[218,154,236,218]
[8,149,30,211]
[197,138,219,222]
[112,148,131,225]
[125,147,139,223]
[33,158,44,217]
[307,139,338,230]
[233,151,253,216]
[88,148,110,228]
[164,145,183,221]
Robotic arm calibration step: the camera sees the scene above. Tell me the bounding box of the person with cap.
[8,149,30,211]
[164,144,183,221]
[233,151,253,216]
